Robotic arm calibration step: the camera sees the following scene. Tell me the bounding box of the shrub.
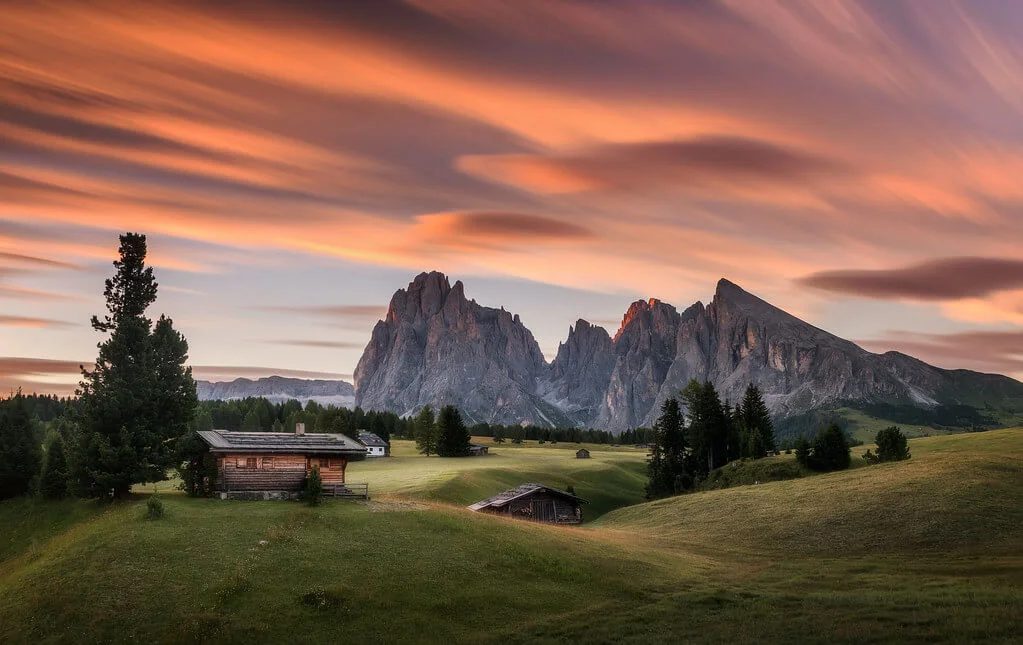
[875,426,911,462]
[305,465,323,506]
[147,491,165,520]
[176,430,218,497]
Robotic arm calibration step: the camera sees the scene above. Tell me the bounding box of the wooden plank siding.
[217,453,349,492]
[481,491,582,524]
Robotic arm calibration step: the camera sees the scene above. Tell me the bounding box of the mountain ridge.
[352,272,1023,432]
[196,376,355,406]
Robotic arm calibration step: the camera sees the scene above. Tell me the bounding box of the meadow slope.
[1,431,1020,644]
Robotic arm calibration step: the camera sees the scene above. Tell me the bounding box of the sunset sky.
[3,0,1023,395]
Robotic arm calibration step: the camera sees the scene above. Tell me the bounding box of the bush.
[176,431,218,497]
[875,426,911,462]
[305,465,323,506]
[147,491,165,520]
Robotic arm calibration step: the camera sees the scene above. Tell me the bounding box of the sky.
[2,0,1023,395]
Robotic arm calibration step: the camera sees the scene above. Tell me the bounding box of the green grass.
[351,439,649,521]
[830,407,947,443]
[2,430,1021,643]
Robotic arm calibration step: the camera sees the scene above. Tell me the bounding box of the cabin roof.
[198,429,368,456]
[357,432,388,448]
[467,483,587,511]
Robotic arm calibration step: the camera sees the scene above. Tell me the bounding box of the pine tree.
[739,384,775,458]
[39,433,70,499]
[242,408,262,431]
[646,396,691,498]
[414,405,438,456]
[73,233,197,499]
[681,380,729,478]
[0,392,41,500]
[794,436,811,467]
[874,426,911,462]
[436,405,471,457]
[195,406,214,432]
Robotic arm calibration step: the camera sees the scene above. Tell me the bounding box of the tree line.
[194,398,411,443]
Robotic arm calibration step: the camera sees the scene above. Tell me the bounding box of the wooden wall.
[216,454,348,492]
[484,492,582,524]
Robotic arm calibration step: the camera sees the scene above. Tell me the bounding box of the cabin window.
[237,457,256,469]
[262,457,274,469]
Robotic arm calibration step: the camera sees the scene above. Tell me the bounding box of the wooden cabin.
[357,432,390,457]
[198,425,367,498]
[468,444,489,456]
[468,483,586,524]
[576,448,590,459]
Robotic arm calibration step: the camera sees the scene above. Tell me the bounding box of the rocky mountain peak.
[355,271,565,426]
[614,298,678,342]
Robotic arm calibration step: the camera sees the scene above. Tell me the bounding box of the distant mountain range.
[196,376,355,407]
[353,272,1023,433]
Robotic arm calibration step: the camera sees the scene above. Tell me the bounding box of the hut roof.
[467,483,587,511]
[198,429,368,457]
[357,432,388,448]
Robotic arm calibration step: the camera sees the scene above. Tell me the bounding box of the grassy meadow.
[3,431,1022,643]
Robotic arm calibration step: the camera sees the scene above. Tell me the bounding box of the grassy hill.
[2,431,1022,643]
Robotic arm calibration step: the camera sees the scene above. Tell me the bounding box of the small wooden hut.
[468,483,586,524]
[576,448,591,459]
[198,426,367,499]
[468,443,489,456]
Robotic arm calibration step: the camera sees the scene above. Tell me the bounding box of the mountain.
[196,376,355,406]
[354,271,570,426]
[354,272,1023,432]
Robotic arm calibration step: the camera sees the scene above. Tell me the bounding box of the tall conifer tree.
[74,233,196,499]
[436,405,471,457]
[414,405,438,455]
[646,396,690,498]
[739,384,775,458]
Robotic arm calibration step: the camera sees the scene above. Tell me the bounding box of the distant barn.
[469,444,489,456]
[357,432,390,457]
[576,448,590,459]
[468,483,586,524]
[198,424,368,499]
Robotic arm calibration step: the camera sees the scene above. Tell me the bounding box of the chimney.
[295,422,305,436]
